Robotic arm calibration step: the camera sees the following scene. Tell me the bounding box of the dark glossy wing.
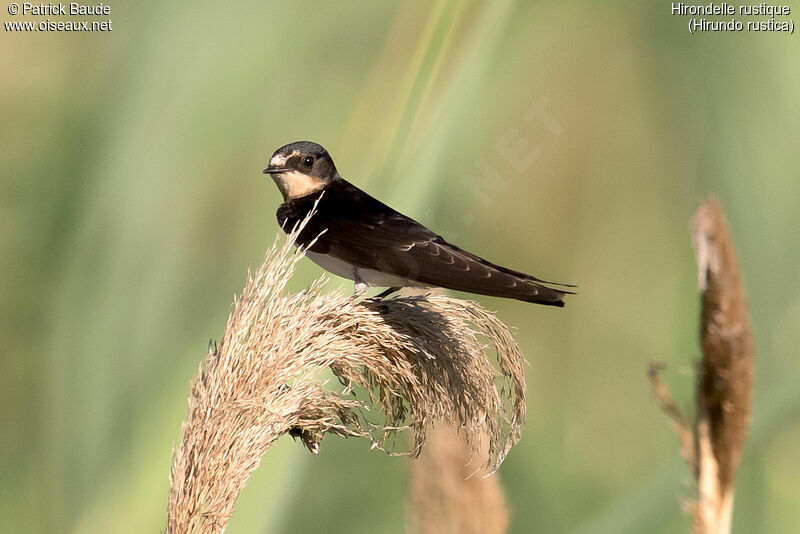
[277,180,572,306]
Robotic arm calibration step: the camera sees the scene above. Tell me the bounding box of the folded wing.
[277,180,572,306]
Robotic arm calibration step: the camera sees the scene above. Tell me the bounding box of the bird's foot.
[360,287,401,313]
[353,280,368,296]
[373,287,401,300]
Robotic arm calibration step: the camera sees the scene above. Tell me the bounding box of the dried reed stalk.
[166,216,526,534]
[408,423,509,534]
[649,197,754,534]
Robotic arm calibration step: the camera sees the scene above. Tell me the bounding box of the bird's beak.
[263,166,289,174]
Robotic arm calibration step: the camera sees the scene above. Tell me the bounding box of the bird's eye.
[303,156,314,167]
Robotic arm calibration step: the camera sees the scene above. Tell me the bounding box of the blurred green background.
[3,1,799,532]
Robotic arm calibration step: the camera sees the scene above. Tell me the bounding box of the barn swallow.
[263,141,573,306]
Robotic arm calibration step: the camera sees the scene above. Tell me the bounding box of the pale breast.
[304,251,424,289]
[305,251,357,280]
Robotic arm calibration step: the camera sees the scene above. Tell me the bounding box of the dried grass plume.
[166,216,527,533]
[408,424,509,534]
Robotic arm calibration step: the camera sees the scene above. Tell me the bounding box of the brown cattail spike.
[691,197,754,533]
[692,197,754,494]
[649,197,754,534]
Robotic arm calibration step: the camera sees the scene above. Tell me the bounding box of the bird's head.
[263,141,339,200]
